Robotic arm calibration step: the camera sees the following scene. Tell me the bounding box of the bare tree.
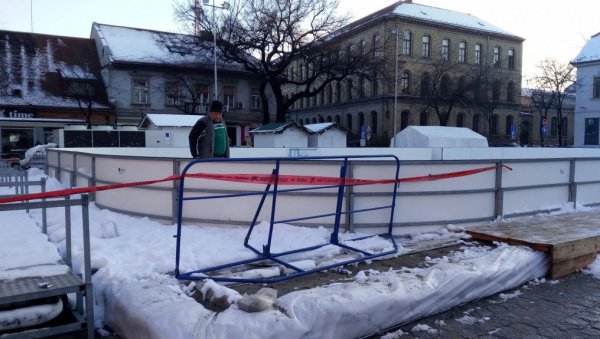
[527,88,555,146]
[174,0,381,122]
[418,59,479,126]
[533,58,575,146]
[59,61,110,128]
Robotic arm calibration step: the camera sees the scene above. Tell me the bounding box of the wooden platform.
[466,210,600,278]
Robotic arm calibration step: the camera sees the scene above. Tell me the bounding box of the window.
[132,80,149,104]
[585,118,598,145]
[327,116,332,122]
[491,114,499,135]
[507,81,515,102]
[402,31,411,56]
[360,39,367,56]
[335,115,341,124]
[474,43,482,65]
[347,44,356,62]
[359,76,366,98]
[251,88,261,109]
[441,75,450,97]
[318,115,324,123]
[492,80,501,101]
[195,84,209,106]
[165,81,179,106]
[319,88,324,105]
[493,47,501,67]
[346,114,353,132]
[347,78,354,101]
[67,80,94,97]
[506,115,514,136]
[372,33,382,58]
[472,114,480,133]
[441,39,450,61]
[372,73,380,96]
[422,35,430,58]
[508,49,516,69]
[335,81,341,103]
[458,41,466,63]
[561,118,568,138]
[370,111,377,134]
[299,64,305,81]
[401,110,410,130]
[223,85,235,108]
[327,84,333,104]
[551,117,558,137]
[291,66,296,81]
[419,111,428,126]
[420,72,430,97]
[594,77,600,98]
[358,112,365,130]
[400,72,410,95]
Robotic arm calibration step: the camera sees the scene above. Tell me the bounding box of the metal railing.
[174,155,401,283]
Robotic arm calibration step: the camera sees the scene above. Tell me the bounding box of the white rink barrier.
[47,147,600,235]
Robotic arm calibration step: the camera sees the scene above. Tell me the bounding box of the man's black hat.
[209,100,223,113]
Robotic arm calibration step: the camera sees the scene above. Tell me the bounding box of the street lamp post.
[202,0,230,101]
[391,27,400,147]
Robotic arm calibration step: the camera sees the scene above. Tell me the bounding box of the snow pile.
[3,168,600,338]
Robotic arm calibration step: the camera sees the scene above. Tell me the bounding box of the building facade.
[519,88,575,147]
[284,0,523,146]
[91,23,265,147]
[572,32,600,147]
[0,30,114,159]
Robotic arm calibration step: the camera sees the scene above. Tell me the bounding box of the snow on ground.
[2,168,600,338]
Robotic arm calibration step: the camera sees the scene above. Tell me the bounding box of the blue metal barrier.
[175,155,400,284]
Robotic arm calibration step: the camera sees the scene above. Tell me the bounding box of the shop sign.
[0,109,36,119]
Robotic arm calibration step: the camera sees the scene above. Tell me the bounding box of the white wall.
[574,62,600,147]
[47,147,600,235]
[308,129,346,147]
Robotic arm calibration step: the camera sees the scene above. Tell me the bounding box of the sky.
[2,167,600,337]
[0,0,597,81]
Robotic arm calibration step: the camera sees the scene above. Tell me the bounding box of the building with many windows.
[572,32,600,147]
[284,0,523,146]
[0,30,114,159]
[90,23,265,146]
[520,88,574,147]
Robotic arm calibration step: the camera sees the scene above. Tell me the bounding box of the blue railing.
[175,155,400,283]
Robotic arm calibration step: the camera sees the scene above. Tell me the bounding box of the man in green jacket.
[188,100,230,158]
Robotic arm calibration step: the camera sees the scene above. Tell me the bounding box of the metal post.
[393,27,399,147]
[212,0,218,100]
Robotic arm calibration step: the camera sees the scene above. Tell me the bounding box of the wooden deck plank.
[465,210,600,278]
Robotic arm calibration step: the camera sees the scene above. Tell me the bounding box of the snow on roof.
[304,122,342,134]
[340,1,521,41]
[391,126,489,148]
[138,114,203,129]
[392,3,519,38]
[0,30,111,109]
[572,32,600,65]
[250,122,302,134]
[95,23,246,70]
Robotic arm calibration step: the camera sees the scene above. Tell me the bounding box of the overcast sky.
[0,0,598,80]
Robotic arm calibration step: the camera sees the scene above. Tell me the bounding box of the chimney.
[404,0,412,3]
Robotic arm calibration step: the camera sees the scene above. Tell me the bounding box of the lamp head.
[222,1,230,9]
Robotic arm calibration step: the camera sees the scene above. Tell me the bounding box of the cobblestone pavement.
[372,271,600,338]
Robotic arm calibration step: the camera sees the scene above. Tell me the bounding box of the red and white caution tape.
[0,164,511,204]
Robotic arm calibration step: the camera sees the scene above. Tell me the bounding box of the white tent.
[391,126,488,148]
